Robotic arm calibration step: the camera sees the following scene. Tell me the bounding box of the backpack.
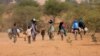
[79,21,85,28]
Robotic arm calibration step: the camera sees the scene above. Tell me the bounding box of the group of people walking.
[8,17,88,44]
[8,18,38,43]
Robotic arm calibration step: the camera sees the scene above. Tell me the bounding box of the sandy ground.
[0,32,100,56]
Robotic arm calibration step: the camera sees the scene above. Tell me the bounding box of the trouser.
[64,29,67,36]
[8,33,13,39]
[48,32,54,40]
[42,34,45,40]
[41,32,45,40]
[58,29,67,36]
[32,33,37,41]
[73,28,82,40]
[12,34,17,43]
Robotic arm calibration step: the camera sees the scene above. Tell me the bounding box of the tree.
[11,0,41,30]
[44,0,68,17]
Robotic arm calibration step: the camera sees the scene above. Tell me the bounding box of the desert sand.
[0,32,100,56]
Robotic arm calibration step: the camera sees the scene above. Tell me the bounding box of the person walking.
[58,21,66,40]
[41,28,45,40]
[72,20,82,40]
[11,23,19,43]
[78,18,86,35]
[26,26,32,44]
[31,18,37,41]
[48,20,55,40]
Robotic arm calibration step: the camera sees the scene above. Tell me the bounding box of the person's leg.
[42,34,44,40]
[33,34,37,41]
[24,36,26,41]
[74,29,78,40]
[52,32,54,39]
[57,30,60,35]
[60,30,64,40]
[32,37,35,41]
[41,32,45,40]
[64,29,67,36]
[28,36,31,44]
[32,36,35,41]
[84,29,86,35]
[13,34,17,43]
[32,33,35,41]
[32,34,34,41]
[74,31,77,40]
[49,32,53,40]
[61,32,64,40]
[17,33,20,37]
[35,34,37,40]
[9,33,12,39]
[49,32,52,40]
[78,29,82,40]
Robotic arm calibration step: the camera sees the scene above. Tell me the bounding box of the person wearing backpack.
[72,19,82,40]
[78,18,86,35]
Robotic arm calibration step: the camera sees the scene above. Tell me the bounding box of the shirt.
[26,28,32,36]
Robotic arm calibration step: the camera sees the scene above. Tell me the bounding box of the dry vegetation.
[0,0,100,31]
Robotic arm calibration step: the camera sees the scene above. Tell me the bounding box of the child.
[41,29,45,40]
[26,26,32,44]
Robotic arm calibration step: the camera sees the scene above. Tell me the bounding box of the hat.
[32,18,36,21]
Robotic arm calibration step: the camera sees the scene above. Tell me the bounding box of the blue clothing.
[72,20,79,29]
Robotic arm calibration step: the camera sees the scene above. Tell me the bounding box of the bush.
[85,18,100,32]
[11,0,41,30]
[44,0,68,16]
[0,0,100,32]
[0,4,5,15]
[0,4,5,26]
[17,0,39,7]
